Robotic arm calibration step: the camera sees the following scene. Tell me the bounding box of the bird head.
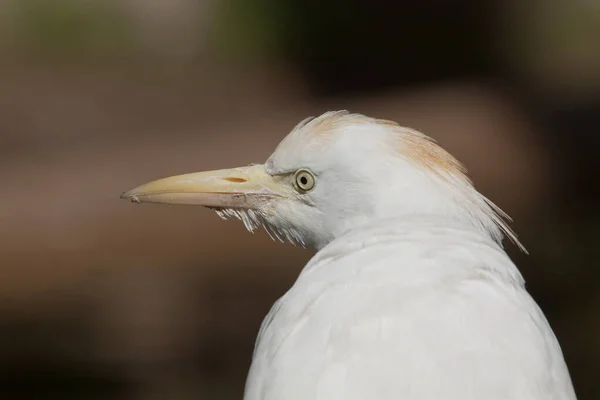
[121,111,525,252]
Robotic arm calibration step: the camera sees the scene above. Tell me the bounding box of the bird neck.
[327,171,513,252]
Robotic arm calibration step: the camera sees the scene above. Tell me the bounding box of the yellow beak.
[120,164,287,208]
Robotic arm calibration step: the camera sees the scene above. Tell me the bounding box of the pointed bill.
[120,164,287,208]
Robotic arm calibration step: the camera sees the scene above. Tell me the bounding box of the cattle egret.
[121,111,576,400]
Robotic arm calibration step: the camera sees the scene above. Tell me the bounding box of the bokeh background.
[0,1,598,399]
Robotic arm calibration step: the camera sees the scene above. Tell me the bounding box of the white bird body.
[122,111,577,399]
[245,216,575,400]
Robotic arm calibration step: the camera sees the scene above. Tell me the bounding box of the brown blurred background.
[0,0,598,399]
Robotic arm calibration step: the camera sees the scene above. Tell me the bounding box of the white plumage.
[122,111,576,400]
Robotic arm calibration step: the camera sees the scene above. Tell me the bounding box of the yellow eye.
[294,169,315,192]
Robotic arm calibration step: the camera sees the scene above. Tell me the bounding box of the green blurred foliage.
[14,0,134,59]
[210,0,284,60]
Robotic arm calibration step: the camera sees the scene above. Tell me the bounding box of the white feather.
[209,111,575,399]
[244,218,575,400]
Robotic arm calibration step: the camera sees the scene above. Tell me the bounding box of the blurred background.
[0,0,598,399]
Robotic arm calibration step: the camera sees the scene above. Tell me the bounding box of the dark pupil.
[300,176,308,185]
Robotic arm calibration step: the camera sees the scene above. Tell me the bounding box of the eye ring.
[294,169,316,192]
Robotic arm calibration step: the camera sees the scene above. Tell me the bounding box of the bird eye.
[294,169,315,192]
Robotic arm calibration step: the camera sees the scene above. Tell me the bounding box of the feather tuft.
[208,207,307,248]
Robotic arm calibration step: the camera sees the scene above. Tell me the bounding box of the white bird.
[121,111,577,400]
